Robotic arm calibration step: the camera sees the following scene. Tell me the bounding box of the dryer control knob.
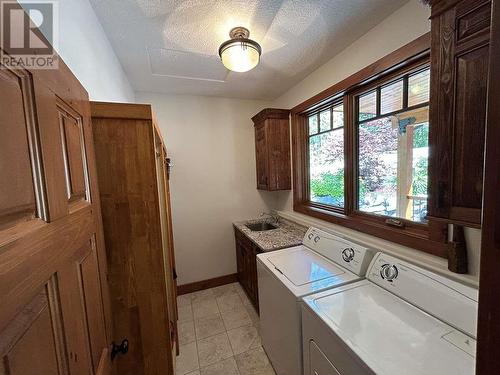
[342,248,355,262]
[313,236,320,243]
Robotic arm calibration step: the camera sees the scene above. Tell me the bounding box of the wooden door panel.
[255,123,268,189]
[58,102,89,206]
[452,45,489,211]
[57,246,94,375]
[78,238,108,371]
[55,237,109,375]
[0,282,66,375]
[0,68,38,229]
[31,78,69,221]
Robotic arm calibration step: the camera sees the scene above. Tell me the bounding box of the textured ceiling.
[89,0,408,100]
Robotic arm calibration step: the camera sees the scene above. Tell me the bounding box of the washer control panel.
[367,252,479,339]
[341,248,355,263]
[302,227,374,276]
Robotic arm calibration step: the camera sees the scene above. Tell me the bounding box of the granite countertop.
[233,217,308,252]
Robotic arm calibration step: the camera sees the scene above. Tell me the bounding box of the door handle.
[111,339,129,361]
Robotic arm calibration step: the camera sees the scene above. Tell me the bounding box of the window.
[356,68,430,223]
[291,34,447,257]
[308,104,344,208]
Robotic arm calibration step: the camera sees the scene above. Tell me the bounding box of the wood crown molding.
[291,32,431,114]
[251,108,290,125]
[428,0,464,18]
[90,101,154,120]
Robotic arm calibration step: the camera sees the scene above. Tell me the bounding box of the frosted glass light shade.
[219,39,261,73]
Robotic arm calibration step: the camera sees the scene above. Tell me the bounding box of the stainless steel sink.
[245,222,278,231]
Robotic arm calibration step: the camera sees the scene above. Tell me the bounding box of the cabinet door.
[241,243,251,294]
[266,119,291,190]
[255,122,269,189]
[93,113,174,375]
[155,130,178,360]
[0,10,111,374]
[249,245,260,310]
[236,237,244,279]
[429,0,491,226]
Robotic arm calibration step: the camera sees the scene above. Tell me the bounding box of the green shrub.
[310,171,344,198]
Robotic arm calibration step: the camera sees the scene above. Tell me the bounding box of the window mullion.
[403,75,409,109]
[376,87,381,117]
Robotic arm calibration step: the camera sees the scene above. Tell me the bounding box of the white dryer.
[302,252,478,375]
[256,227,374,375]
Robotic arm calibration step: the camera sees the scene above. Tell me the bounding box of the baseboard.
[177,273,238,295]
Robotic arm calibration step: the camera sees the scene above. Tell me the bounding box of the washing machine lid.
[306,282,475,375]
[267,247,346,286]
[258,245,361,297]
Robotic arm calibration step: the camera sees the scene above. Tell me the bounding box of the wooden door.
[0,3,111,374]
[476,0,500,372]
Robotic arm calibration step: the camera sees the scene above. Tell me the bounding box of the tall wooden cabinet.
[252,108,291,191]
[428,0,492,227]
[91,102,178,375]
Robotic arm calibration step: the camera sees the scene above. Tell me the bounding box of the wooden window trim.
[291,32,449,258]
[307,100,346,212]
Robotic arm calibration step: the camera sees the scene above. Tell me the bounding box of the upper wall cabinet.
[428,0,491,227]
[252,108,291,191]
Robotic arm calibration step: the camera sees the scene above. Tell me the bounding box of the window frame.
[306,101,346,214]
[352,64,430,224]
[291,33,449,258]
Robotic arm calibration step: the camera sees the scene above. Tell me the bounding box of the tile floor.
[176,282,276,375]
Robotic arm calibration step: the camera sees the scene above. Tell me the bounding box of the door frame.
[476,0,500,373]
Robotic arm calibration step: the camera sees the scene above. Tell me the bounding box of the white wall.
[26,0,135,102]
[270,0,481,286]
[136,92,277,285]
[273,0,431,110]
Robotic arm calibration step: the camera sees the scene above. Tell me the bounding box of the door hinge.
[111,339,129,361]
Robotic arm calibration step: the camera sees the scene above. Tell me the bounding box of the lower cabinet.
[234,228,262,311]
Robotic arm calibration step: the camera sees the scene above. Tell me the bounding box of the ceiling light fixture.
[218,27,261,73]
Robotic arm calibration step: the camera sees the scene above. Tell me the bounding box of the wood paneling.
[252,108,291,191]
[0,3,112,374]
[91,101,177,375]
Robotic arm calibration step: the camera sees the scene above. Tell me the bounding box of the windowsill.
[294,202,448,258]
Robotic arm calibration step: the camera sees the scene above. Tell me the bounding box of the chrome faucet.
[260,212,280,225]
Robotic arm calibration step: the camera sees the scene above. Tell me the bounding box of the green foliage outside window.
[310,170,344,198]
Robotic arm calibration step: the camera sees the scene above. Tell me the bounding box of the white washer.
[257,227,374,375]
[302,252,478,375]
